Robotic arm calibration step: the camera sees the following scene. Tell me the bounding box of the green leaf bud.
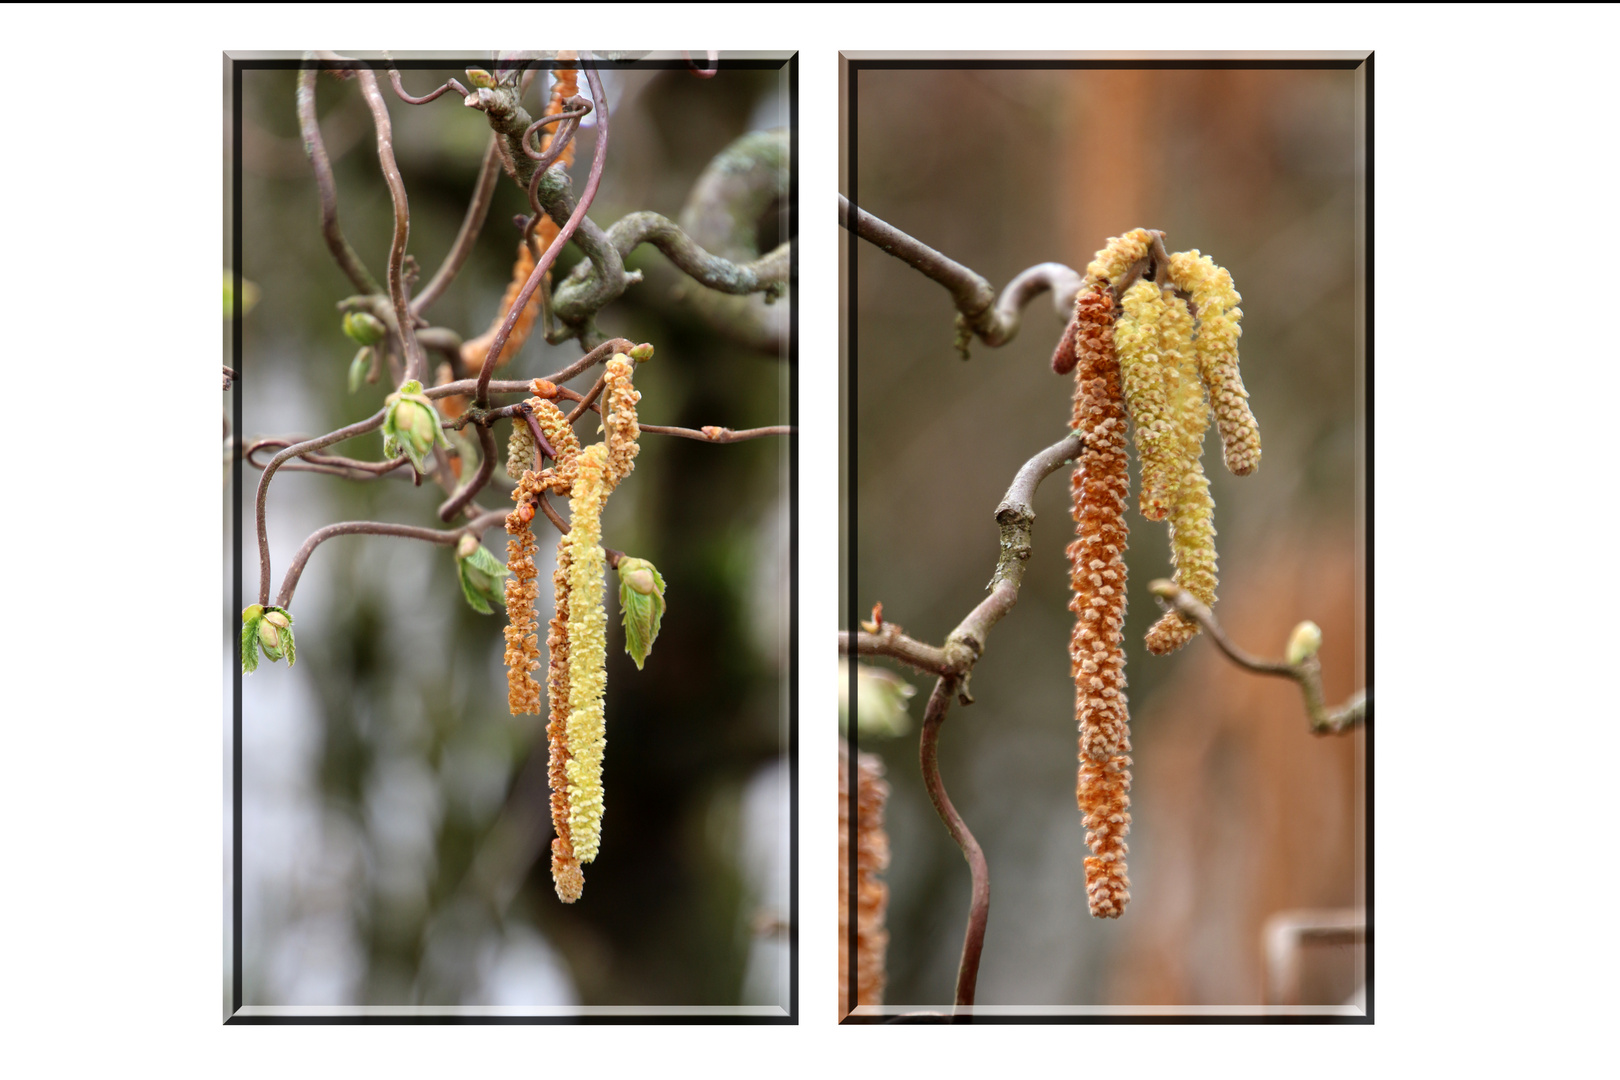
[382,379,446,474]
[627,343,655,362]
[465,68,496,89]
[615,557,666,670]
[456,539,509,614]
[242,604,295,671]
[342,310,387,346]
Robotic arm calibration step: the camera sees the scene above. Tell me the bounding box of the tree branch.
[275,511,507,610]
[473,62,612,409]
[917,676,988,1012]
[354,66,429,384]
[839,194,1082,358]
[1148,580,1369,735]
[297,63,381,296]
[412,135,502,315]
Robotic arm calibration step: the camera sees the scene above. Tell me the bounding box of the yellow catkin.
[1116,280,1176,521]
[1067,283,1133,919]
[1167,250,1260,476]
[562,443,612,863]
[1085,228,1155,288]
[602,355,642,484]
[1144,286,1219,654]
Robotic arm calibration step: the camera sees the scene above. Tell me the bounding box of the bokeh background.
[228,56,792,1010]
[843,61,1366,1009]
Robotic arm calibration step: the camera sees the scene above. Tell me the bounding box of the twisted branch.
[1148,580,1369,735]
[276,510,507,610]
[839,194,1082,357]
[297,64,381,295]
[917,676,986,1013]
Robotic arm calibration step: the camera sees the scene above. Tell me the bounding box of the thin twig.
[839,431,1084,684]
[354,67,429,384]
[1148,580,1369,735]
[385,65,469,105]
[437,420,498,521]
[412,136,503,314]
[839,194,1082,357]
[276,511,506,610]
[473,60,612,409]
[255,410,389,606]
[297,63,381,295]
[916,676,988,1012]
[638,424,793,443]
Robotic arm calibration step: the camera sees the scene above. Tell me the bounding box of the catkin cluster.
[1060,231,1262,917]
[503,356,643,902]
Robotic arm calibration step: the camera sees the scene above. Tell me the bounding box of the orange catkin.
[1066,283,1133,919]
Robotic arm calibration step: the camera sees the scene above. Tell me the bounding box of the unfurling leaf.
[456,538,510,614]
[616,557,666,670]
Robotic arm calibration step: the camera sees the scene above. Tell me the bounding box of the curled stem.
[276,511,507,610]
[1148,580,1369,735]
[354,67,429,384]
[297,63,381,295]
[839,194,1081,356]
[473,62,612,409]
[917,676,988,1012]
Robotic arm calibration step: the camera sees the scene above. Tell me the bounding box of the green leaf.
[618,577,665,671]
[241,616,260,674]
[456,544,509,614]
[281,622,296,667]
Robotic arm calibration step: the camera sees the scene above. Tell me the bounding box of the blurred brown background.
[230,58,792,1010]
[843,62,1365,1009]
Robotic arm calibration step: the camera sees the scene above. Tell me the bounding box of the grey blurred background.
[843,63,1366,1008]
[228,57,791,1010]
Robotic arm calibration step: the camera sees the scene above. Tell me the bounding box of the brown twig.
[916,676,987,1013]
[1148,580,1369,735]
[275,510,507,610]
[838,194,1082,357]
[297,63,381,296]
[474,63,613,409]
[412,136,503,314]
[354,66,429,384]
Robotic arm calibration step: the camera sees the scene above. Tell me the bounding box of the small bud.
[465,68,496,89]
[1285,620,1323,666]
[628,343,654,362]
[342,310,386,346]
[456,533,481,560]
[257,619,283,657]
[262,610,290,630]
[529,378,558,398]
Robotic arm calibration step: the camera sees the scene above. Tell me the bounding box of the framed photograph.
[841,52,1369,1021]
[226,50,797,1021]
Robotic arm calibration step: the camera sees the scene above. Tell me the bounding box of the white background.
[1,3,1614,1076]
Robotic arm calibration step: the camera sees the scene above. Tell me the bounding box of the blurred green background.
[229,57,791,1010]
[844,62,1366,1009]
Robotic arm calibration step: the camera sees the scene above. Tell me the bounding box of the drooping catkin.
[1167,250,1259,476]
[1116,280,1176,521]
[548,542,582,902]
[1144,287,1218,654]
[562,443,612,863]
[503,513,544,716]
[1066,283,1133,919]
